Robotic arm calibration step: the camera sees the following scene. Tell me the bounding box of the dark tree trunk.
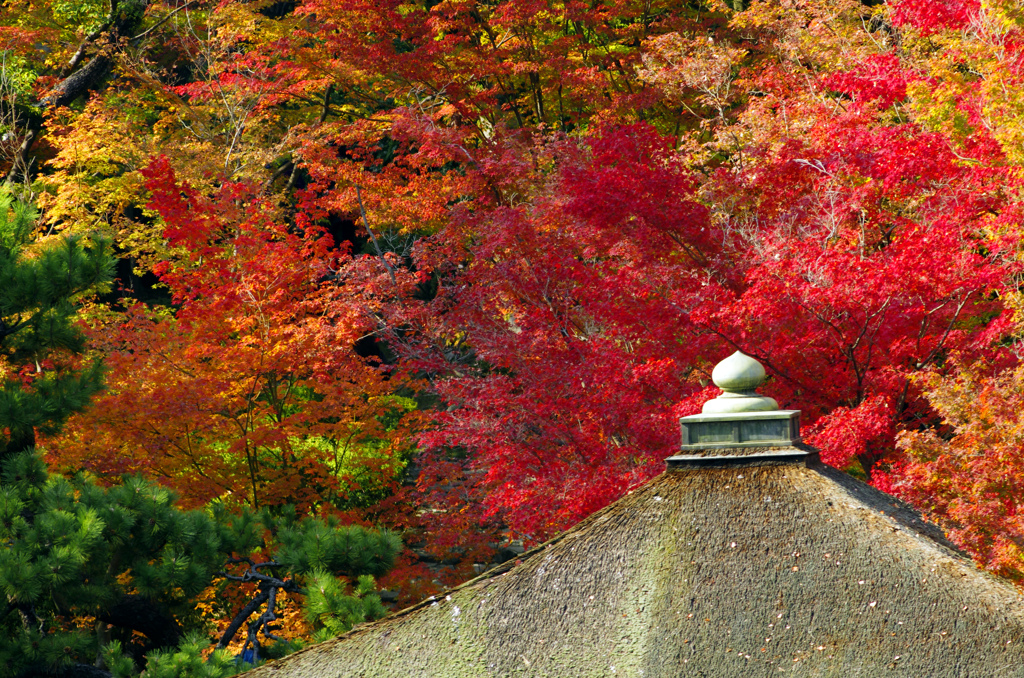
[5,1,150,184]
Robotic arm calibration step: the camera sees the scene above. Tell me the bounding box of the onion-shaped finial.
[702,351,779,414]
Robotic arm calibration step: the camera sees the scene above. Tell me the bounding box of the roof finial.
[702,351,779,414]
[672,351,802,464]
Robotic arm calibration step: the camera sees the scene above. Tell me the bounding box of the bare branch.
[357,185,398,285]
[67,23,111,73]
[131,0,200,43]
[318,83,334,124]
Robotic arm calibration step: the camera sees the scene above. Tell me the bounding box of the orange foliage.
[896,362,1024,582]
[46,159,423,512]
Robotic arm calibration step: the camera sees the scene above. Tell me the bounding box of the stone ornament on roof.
[670,351,807,467]
[703,350,779,413]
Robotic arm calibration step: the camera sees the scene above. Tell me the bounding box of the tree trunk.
[5,1,150,184]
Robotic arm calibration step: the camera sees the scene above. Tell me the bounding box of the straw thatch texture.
[245,457,1024,677]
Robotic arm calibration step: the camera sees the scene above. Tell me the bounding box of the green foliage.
[130,633,240,678]
[217,510,401,662]
[304,572,385,642]
[0,188,113,459]
[49,0,109,32]
[0,452,237,677]
[0,451,401,677]
[104,634,241,678]
[272,515,402,579]
[0,50,37,101]
[101,639,138,678]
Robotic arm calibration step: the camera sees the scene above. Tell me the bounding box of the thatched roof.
[244,451,1024,677]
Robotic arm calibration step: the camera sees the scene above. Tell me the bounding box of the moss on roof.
[245,457,1024,677]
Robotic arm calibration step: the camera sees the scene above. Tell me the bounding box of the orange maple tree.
[48,158,423,514]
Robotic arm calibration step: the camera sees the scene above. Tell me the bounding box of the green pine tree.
[1,463,402,677]
[0,188,112,463]
[0,454,253,677]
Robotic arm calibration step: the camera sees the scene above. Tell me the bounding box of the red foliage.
[827,53,910,110]
[406,105,1013,541]
[408,125,724,539]
[889,0,979,34]
[21,0,1024,587]
[805,396,894,469]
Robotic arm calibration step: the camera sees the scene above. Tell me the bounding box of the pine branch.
[217,560,302,649]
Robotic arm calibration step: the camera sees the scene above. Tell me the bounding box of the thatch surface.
[246,458,1024,677]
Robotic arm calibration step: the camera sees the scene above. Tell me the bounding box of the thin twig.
[131,0,199,43]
